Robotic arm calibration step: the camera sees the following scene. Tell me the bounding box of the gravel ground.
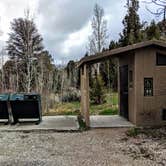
[0,128,165,166]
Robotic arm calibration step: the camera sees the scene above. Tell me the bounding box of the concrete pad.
[0,116,79,131]
[90,115,135,128]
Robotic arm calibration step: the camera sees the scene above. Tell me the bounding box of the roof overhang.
[77,40,166,68]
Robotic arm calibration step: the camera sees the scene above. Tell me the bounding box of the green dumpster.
[10,93,42,124]
[0,93,10,123]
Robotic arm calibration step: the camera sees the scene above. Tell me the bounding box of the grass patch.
[90,93,118,115]
[99,108,118,115]
[46,92,119,116]
[44,102,80,116]
[126,128,140,137]
[105,93,118,105]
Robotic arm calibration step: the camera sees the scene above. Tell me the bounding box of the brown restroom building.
[78,40,166,127]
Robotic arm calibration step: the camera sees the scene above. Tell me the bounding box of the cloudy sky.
[0,0,160,64]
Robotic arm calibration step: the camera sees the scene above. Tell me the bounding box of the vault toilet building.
[78,40,166,127]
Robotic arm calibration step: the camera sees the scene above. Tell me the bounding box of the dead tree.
[88,3,108,75]
[145,0,166,20]
[145,0,166,38]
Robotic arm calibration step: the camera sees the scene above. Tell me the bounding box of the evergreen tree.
[7,17,43,61]
[109,40,119,50]
[90,75,105,104]
[7,15,44,92]
[157,20,166,40]
[119,0,142,46]
[145,20,160,40]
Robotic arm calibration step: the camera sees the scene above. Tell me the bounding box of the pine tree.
[7,17,43,61]
[7,15,44,92]
[157,20,166,40]
[90,75,105,104]
[109,40,119,50]
[119,0,142,46]
[145,20,160,40]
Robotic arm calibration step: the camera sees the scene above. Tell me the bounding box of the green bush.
[90,75,106,104]
[126,128,140,137]
[61,88,80,102]
[99,108,118,115]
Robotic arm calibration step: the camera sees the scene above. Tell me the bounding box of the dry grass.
[45,93,119,116]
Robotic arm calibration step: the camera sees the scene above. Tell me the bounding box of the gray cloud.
[37,0,126,63]
[0,0,160,64]
[37,0,94,62]
[38,0,91,33]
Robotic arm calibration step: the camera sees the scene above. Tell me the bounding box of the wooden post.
[80,64,90,127]
[117,58,120,116]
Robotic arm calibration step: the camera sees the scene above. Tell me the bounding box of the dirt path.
[0,128,165,166]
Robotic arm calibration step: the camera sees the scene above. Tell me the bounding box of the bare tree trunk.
[38,58,44,94]
[14,58,19,92]
[61,70,65,103]
[0,48,5,92]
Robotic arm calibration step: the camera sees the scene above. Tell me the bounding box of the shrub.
[61,88,80,102]
[90,75,106,104]
[126,128,140,137]
[99,108,118,115]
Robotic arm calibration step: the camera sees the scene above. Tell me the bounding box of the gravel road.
[0,128,165,166]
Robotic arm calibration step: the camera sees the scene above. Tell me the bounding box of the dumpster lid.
[10,93,41,101]
[10,93,24,101]
[0,94,9,101]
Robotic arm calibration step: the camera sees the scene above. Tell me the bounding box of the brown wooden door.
[120,65,129,119]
